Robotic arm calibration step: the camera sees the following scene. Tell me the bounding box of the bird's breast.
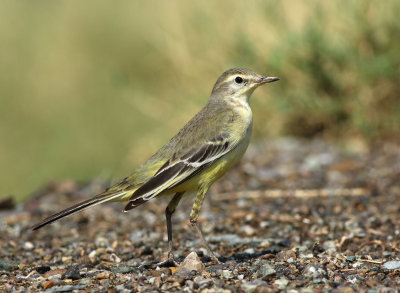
[230,100,253,140]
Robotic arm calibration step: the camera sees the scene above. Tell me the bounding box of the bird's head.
[210,68,279,103]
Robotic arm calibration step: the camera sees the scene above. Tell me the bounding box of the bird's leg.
[190,190,220,263]
[165,192,184,262]
[149,192,184,268]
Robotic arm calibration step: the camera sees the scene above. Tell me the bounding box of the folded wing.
[124,134,232,211]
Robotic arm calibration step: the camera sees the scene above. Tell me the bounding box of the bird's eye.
[234,76,243,84]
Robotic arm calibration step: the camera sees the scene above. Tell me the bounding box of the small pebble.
[251,259,276,278]
[244,248,255,254]
[110,265,138,274]
[221,270,233,279]
[50,285,86,292]
[274,277,289,289]
[62,265,81,280]
[44,269,67,279]
[18,263,28,270]
[109,253,121,263]
[79,278,92,285]
[95,235,109,247]
[242,280,268,293]
[0,259,19,272]
[240,225,256,236]
[346,256,356,262]
[35,266,51,274]
[88,250,96,259]
[42,280,53,289]
[383,260,400,270]
[303,263,328,279]
[176,252,205,273]
[95,271,110,279]
[276,249,297,261]
[61,256,72,263]
[23,242,34,250]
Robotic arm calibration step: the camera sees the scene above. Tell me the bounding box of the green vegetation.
[0,1,399,200]
[264,2,400,140]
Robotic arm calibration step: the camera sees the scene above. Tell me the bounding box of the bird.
[32,68,279,265]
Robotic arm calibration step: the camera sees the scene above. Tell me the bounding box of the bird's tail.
[31,191,126,230]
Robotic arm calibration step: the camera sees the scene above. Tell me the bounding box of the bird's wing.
[124,133,236,210]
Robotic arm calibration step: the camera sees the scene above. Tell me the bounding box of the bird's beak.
[257,76,280,84]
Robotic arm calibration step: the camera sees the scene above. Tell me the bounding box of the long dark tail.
[31,191,125,230]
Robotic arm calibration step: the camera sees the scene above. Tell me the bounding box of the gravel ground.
[1,138,400,292]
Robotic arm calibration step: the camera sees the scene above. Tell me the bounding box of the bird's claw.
[139,252,179,269]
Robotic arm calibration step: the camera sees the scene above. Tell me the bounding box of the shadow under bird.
[32,68,279,265]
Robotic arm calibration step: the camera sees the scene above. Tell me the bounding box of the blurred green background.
[0,1,399,201]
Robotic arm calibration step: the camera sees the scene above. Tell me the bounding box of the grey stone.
[206,263,229,273]
[383,260,400,270]
[62,265,81,280]
[177,252,205,273]
[94,235,109,247]
[303,263,328,279]
[110,265,139,274]
[274,277,289,289]
[241,280,268,293]
[0,259,18,272]
[47,284,86,292]
[79,278,92,285]
[173,267,197,279]
[194,277,213,290]
[244,248,255,254]
[250,259,276,278]
[220,269,233,279]
[200,234,267,246]
[346,256,356,262]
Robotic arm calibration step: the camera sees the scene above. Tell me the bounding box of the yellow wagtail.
[32,68,279,264]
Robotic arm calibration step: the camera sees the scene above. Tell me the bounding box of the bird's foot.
[139,252,179,269]
[154,256,180,268]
